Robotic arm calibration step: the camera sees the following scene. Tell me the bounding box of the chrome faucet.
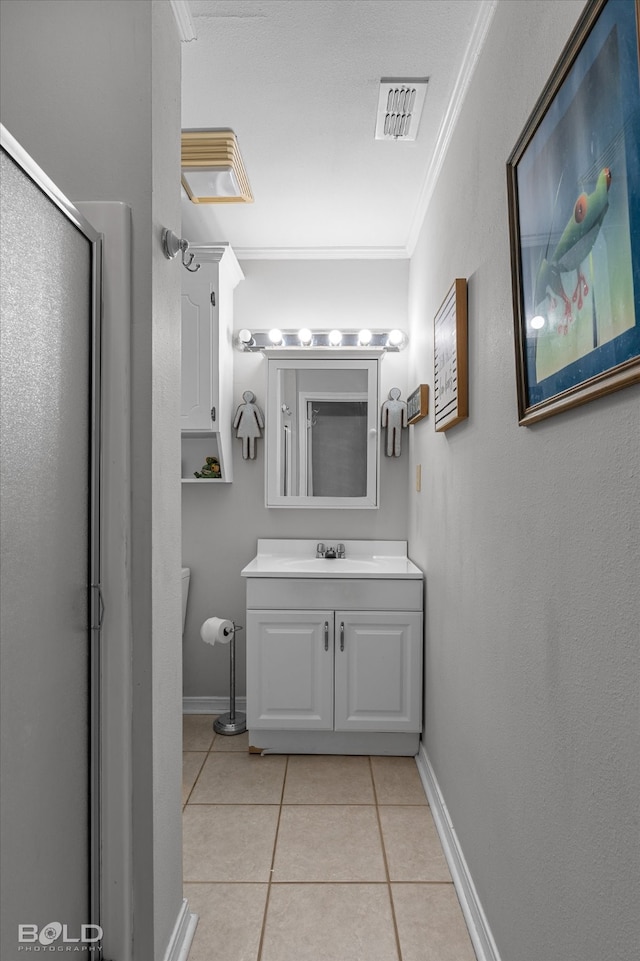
[316,542,346,559]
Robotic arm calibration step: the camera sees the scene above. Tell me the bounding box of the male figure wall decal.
[381,387,407,457]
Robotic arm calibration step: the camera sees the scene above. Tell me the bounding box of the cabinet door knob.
[324,620,329,651]
[340,621,345,652]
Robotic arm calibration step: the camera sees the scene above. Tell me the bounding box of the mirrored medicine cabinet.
[266,356,380,508]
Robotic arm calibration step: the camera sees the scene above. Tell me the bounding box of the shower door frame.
[0,124,104,950]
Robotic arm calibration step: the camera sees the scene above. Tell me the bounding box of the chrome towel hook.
[161,228,200,272]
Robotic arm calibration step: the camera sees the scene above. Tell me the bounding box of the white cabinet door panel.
[180,290,213,429]
[180,246,243,480]
[334,612,422,732]
[246,610,334,730]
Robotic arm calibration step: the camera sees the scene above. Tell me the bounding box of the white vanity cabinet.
[243,544,424,756]
[181,243,244,483]
[247,608,422,734]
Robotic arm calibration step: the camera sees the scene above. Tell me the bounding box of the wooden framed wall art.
[506,0,640,425]
[434,278,468,431]
[407,384,429,425]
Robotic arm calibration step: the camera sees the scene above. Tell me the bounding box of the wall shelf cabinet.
[181,243,243,483]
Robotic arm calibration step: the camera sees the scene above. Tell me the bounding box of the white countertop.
[241,539,423,579]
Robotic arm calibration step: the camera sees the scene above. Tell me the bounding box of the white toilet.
[181,567,191,636]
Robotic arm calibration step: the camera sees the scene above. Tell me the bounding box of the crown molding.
[233,245,410,261]
[405,0,498,256]
[170,0,196,42]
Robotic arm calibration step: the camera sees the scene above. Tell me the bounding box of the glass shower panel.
[0,134,101,956]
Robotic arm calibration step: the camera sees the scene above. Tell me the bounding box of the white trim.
[170,0,196,42]
[77,201,134,961]
[233,245,410,261]
[405,0,498,256]
[250,730,419,756]
[2,126,101,241]
[415,743,502,961]
[162,899,198,961]
[188,242,244,287]
[183,695,247,715]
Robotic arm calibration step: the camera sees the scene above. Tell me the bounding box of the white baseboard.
[183,695,247,715]
[162,899,198,961]
[415,744,501,961]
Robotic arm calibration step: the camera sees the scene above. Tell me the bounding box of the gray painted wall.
[0,2,183,958]
[407,2,639,960]
[182,258,411,697]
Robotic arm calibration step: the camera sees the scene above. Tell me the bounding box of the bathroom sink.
[241,539,422,579]
[276,557,382,573]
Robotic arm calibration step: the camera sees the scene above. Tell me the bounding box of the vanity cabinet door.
[246,610,334,730]
[334,611,422,733]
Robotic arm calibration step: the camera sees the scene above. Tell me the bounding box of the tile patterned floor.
[183,715,477,961]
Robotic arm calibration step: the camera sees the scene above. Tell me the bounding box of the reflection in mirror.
[306,400,367,497]
[267,358,379,508]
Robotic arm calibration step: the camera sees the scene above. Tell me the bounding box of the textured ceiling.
[180,0,495,258]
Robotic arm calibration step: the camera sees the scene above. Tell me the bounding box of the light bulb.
[388,329,404,346]
[531,315,545,330]
[298,328,313,345]
[238,328,253,344]
[268,328,283,344]
[358,328,373,345]
[328,329,343,345]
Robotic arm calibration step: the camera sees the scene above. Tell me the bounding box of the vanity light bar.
[235,329,408,351]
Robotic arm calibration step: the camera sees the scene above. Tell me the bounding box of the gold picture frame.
[506,0,640,425]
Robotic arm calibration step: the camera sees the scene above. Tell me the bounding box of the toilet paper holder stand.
[214,622,247,736]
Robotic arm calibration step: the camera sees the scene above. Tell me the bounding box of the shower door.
[0,127,102,957]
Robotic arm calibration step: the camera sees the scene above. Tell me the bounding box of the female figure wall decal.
[233,390,264,460]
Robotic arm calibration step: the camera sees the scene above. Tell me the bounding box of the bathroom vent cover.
[375,77,429,141]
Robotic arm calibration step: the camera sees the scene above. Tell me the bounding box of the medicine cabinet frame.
[265,354,381,509]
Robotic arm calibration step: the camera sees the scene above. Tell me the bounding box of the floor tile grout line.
[183,878,453,886]
[181,715,217,804]
[256,753,289,961]
[184,802,282,807]
[370,757,404,961]
[182,751,208,809]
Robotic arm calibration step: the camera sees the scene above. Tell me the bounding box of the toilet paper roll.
[200,617,234,646]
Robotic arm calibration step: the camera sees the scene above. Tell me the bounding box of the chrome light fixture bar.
[236,328,408,351]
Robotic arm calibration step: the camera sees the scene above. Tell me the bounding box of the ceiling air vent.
[375,77,429,141]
